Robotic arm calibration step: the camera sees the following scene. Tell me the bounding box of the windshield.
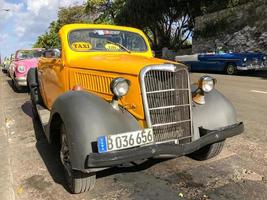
[16,50,43,60]
[68,29,148,52]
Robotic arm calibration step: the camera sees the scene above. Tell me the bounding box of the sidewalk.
[0,72,14,200]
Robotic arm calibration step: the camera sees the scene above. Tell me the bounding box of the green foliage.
[85,0,126,24]
[58,5,91,26]
[115,0,196,49]
[33,5,91,48]
[34,0,255,50]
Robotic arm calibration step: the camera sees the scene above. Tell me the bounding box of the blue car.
[175,52,267,75]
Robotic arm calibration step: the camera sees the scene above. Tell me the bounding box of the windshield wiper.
[106,40,131,54]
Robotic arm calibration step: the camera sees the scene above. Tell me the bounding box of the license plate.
[97,128,154,153]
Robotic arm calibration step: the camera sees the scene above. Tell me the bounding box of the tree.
[33,5,91,48]
[58,5,92,27]
[85,0,126,24]
[34,0,247,50]
[115,0,195,49]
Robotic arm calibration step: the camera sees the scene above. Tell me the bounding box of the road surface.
[1,71,267,200]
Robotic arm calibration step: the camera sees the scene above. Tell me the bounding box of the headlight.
[199,76,216,93]
[110,77,130,98]
[243,57,247,62]
[17,65,25,73]
[263,56,267,60]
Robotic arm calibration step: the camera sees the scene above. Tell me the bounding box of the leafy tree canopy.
[33,0,253,49]
[85,0,126,24]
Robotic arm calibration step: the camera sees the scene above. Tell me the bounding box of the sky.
[0,0,86,59]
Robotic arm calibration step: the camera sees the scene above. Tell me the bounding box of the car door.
[38,50,66,109]
[198,54,225,71]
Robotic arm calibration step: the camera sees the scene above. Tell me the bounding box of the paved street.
[1,71,267,200]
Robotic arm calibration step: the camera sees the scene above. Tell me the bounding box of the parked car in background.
[27,24,243,194]
[2,54,14,74]
[9,48,44,91]
[1,57,10,72]
[175,51,267,75]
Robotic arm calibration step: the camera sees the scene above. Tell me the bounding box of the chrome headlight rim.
[17,65,26,73]
[199,76,216,93]
[110,77,131,98]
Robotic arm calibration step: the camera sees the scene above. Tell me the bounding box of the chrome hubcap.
[227,66,235,74]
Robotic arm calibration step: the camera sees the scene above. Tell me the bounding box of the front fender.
[47,91,141,171]
[192,88,238,141]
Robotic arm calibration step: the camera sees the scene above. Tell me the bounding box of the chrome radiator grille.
[141,65,192,144]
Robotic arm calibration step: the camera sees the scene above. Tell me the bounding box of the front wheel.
[188,140,225,161]
[225,64,237,75]
[60,123,96,194]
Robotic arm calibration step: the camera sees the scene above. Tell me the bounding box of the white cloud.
[26,0,55,15]
[0,0,86,58]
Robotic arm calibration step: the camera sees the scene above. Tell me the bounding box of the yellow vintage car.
[27,24,244,194]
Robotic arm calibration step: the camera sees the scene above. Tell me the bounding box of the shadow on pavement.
[21,101,33,118]
[32,117,70,191]
[21,101,70,191]
[96,158,169,180]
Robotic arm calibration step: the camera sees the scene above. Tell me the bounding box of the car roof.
[60,24,144,35]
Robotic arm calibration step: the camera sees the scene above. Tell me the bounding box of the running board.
[36,104,50,130]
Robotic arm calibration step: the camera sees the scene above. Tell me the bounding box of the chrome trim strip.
[152,119,191,128]
[146,88,190,94]
[149,104,190,111]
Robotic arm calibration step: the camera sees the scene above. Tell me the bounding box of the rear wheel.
[60,123,96,194]
[189,140,225,161]
[225,64,237,75]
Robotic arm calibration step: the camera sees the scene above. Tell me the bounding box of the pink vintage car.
[10,48,44,91]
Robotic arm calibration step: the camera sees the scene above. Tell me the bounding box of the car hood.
[67,54,177,75]
[14,58,38,67]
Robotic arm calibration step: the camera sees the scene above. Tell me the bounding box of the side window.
[43,49,61,58]
[125,33,147,51]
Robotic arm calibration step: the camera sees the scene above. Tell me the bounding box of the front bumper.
[237,62,267,70]
[87,122,244,168]
[15,76,27,86]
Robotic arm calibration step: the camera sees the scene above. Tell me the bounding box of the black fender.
[27,68,43,105]
[46,91,141,171]
[27,68,38,88]
[192,87,238,141]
